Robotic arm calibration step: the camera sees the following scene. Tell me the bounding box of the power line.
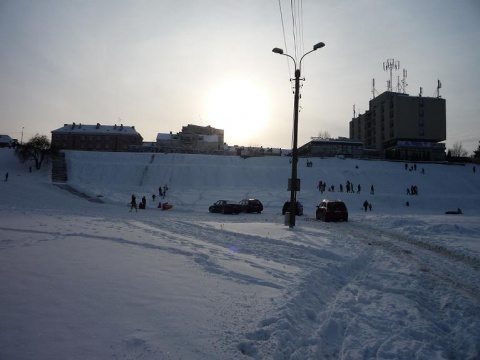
[290,0,298,62]
[277,0,292,78]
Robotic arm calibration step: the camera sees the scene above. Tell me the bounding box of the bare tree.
[448,141,468,157]
[317,130,331,139]
[15,134,55,170]
[473,141,480,159]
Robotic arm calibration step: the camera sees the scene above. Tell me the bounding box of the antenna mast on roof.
[383,58,400,92]
[353,104,356,118]
[435,79,442,98]
[372,78,379,98]
[401,69,408,94]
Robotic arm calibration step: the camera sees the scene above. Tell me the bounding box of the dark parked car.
[239,199,263,213]
[209,200,242,214]
[282,201,303,216]
[316,199,348,222]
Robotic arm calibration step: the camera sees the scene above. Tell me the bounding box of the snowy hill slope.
[65,150,480,216]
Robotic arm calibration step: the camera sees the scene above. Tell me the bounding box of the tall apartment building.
[349,91,446,161]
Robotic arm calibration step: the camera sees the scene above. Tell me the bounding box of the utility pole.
[273,42,325,228]
[289,68,301,227]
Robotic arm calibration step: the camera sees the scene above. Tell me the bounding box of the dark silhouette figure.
[4,172,8,182]
[370,185,374,195]
[139,196,146,209]
[363,200,369,212]
[130,194,138,212]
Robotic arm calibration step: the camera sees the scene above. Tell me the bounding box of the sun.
[206,78,269,145]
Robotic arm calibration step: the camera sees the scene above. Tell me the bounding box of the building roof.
[157,133,175,141]
[0,135,13,144]
[52,123,140,135]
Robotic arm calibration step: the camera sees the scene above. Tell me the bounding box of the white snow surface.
[1,148,479,360]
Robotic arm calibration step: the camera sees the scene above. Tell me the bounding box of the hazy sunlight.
[206,79,269,145]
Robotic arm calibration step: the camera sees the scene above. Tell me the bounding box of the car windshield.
[328,202,346,211]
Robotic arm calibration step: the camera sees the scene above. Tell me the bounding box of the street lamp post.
[273,42,325,228]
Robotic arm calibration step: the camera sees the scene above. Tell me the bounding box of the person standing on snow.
[363,200,369,212]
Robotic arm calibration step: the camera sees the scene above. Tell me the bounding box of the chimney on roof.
[78,123,81,128]
[71,122,76,129]
[120,124,123,131]
[96,123,100,129]
[114,124,117,129]
[132,126,135,130]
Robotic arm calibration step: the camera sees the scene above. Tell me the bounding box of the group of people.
[317,180,373,195]
[129,183,171,212]
[407,185,419,195]
[363,200,373,212]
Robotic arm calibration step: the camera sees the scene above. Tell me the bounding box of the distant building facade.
[298,137,364,158]
[51,123,143,151]
[349,91,446,161]
[0,135,14,148]
[156,124,224,152]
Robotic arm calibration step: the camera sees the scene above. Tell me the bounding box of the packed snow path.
[1,149,479,359]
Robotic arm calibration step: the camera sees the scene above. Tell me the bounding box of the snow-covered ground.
[1,148,479,360]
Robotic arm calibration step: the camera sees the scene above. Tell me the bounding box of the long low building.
[298,137,365,158]
[51,123,143,151]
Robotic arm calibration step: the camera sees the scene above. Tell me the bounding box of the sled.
[158,203,173,211]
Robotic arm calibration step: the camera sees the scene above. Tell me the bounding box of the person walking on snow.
[130,194,138,212]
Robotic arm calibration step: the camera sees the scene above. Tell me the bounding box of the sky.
[1,148,480,359]
[1,0,480,153]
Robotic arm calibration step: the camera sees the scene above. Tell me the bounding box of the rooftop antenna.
[435,79,442,98]
[383,58,400,92]
[353,104,356,118]
[372,78,379,98]
[401,69,408,94]
[419,87,423,97]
